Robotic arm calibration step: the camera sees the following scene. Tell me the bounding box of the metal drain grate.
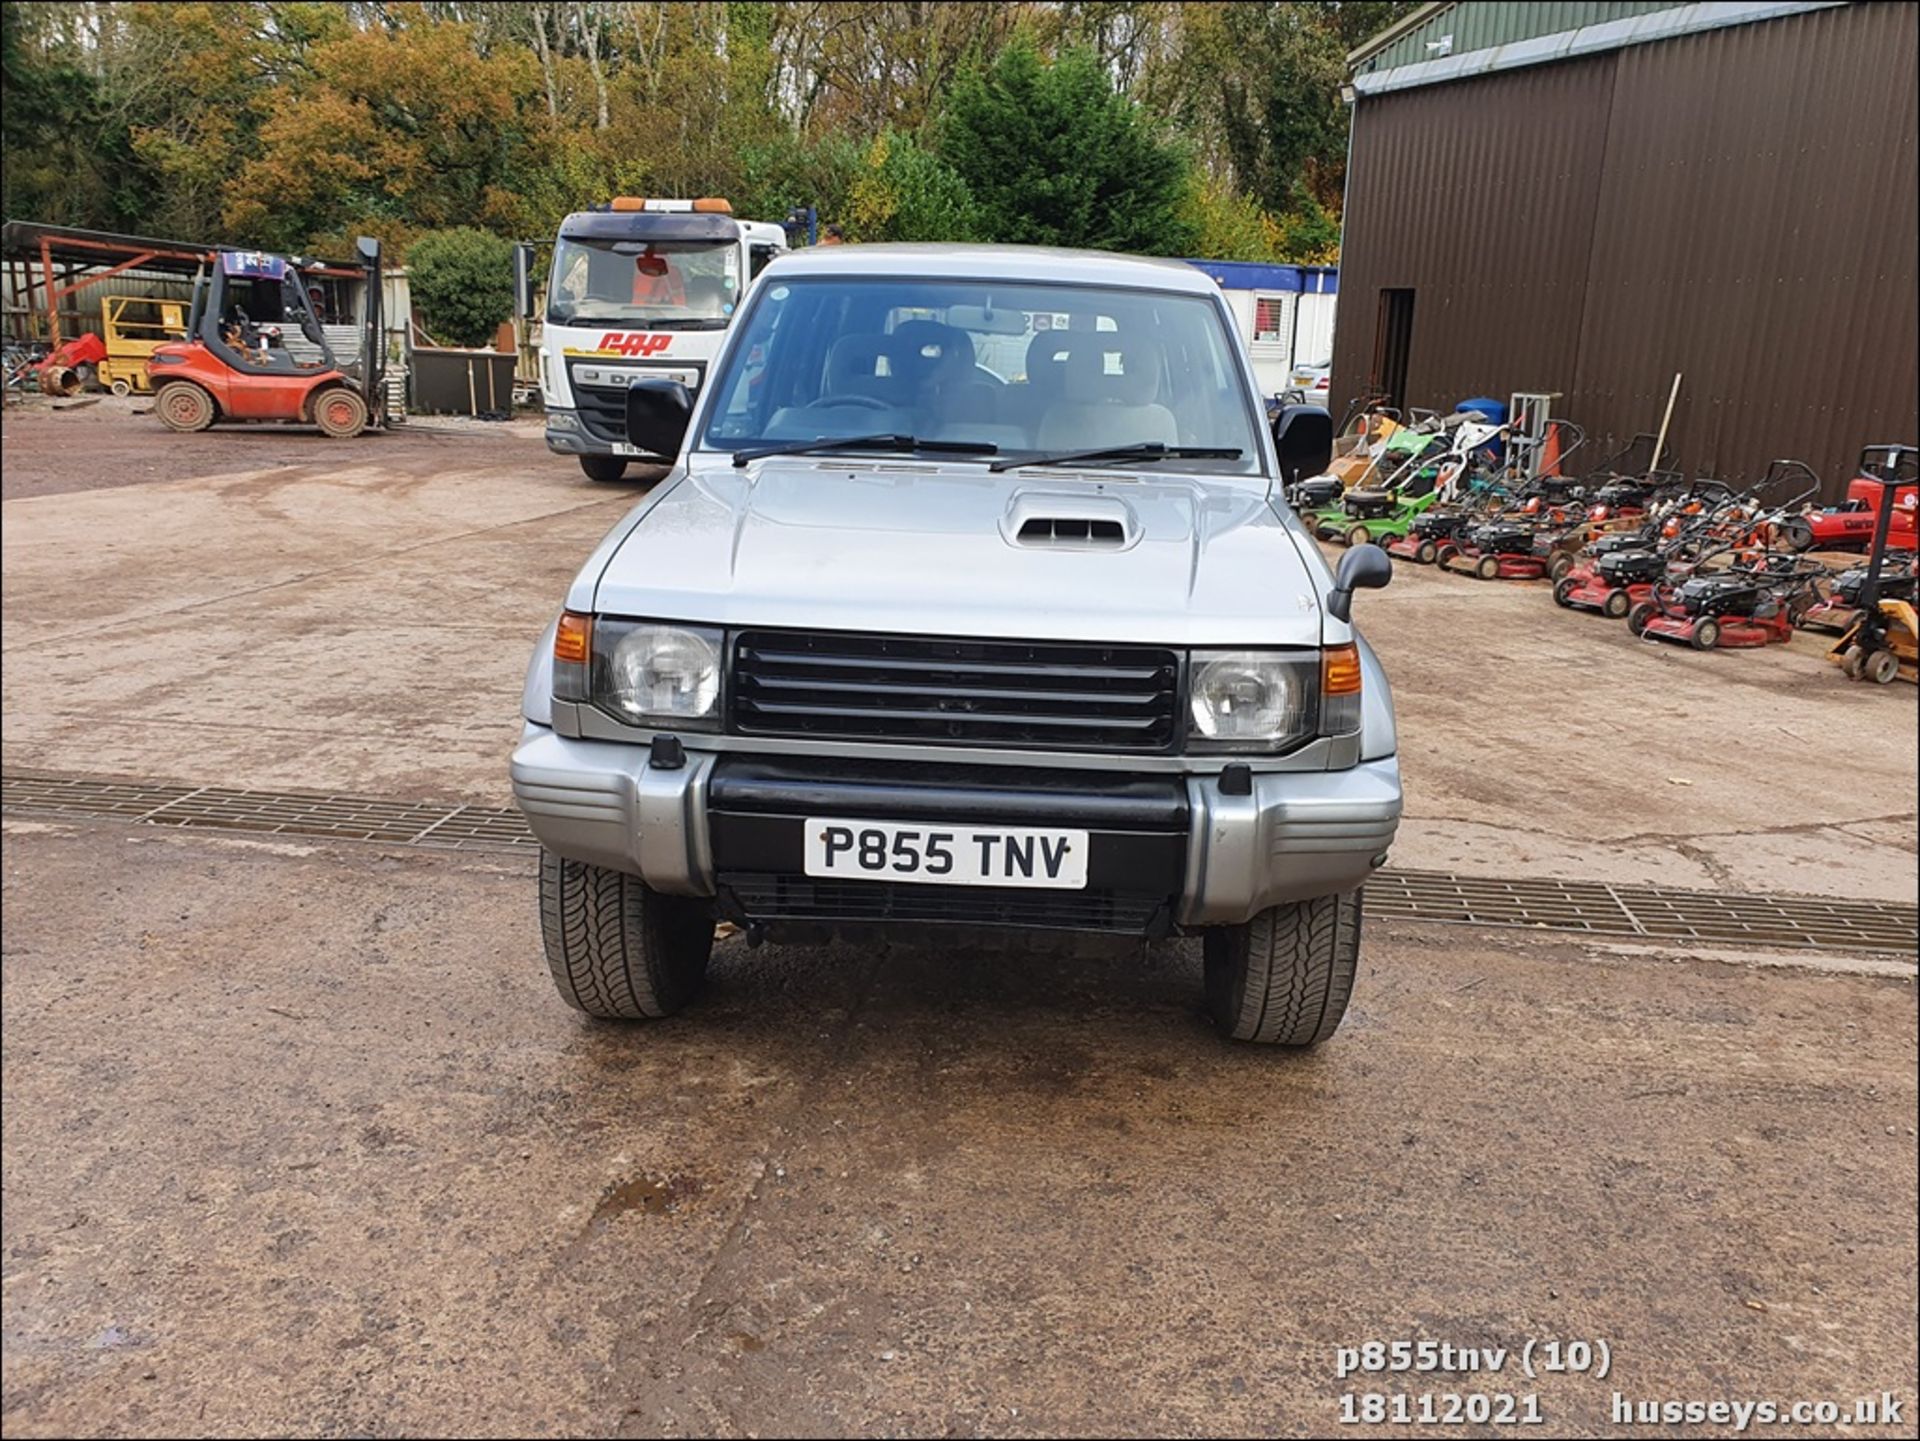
[1363,871,1918,956]
[0,771,538,853]
[4,770,1914,957]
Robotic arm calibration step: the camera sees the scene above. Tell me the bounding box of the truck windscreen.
[547,236,740,330]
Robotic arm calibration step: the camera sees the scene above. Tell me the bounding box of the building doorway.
[1372,288,1415,411]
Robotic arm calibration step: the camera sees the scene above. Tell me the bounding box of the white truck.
[537,198,789,482]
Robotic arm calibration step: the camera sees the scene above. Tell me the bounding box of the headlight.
[1186,646,1363,750]
[545,408,579,432]
[1188,651,1316,750]
[554,616,722,728]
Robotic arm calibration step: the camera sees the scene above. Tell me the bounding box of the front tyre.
[579,454,630,483]
[1204,890,1362,1046]
[313,386,369,438]
[538,850,714,1020]
[155,381,216,432]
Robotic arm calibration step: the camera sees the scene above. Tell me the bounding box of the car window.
[701,278,1262,474]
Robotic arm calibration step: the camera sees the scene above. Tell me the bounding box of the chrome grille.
[729,630,1180,752]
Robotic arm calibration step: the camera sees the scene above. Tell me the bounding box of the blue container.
[1456,396,1506,425]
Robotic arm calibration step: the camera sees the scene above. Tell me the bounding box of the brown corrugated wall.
[1331,2,1919,499]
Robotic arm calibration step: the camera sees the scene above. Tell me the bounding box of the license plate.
[610,441,647,456]
[803,818,1088,889]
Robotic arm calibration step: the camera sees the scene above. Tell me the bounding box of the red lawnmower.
[1802,553,1919,635]
[1553,480,1733,617]
[1627,549,1828,650]
[1437,492,1607,582]
[1781,446,1919,552]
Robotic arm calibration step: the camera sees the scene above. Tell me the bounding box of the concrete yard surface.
[2,820,1915,1438]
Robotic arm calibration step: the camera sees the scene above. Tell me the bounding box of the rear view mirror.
[1328,544,1392,623]
[626,378,693,460]
[513,244,538,321]
[1273,404,1333,485]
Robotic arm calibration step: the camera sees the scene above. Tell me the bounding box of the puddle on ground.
[587,1173,700,1230]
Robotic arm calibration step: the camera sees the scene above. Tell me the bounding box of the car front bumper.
[510,725,1402,930]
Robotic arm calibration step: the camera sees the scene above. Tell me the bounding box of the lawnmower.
[1552,483,1732,617]
[1802,554,1919,635]
[147,238,385,438]
[1628,549,1828,650]
[1782,444,1919,553]
[1290,404,1425,512]
[1437,489,1609,582]
[1315,413,1504,549]
[1827,444,1920,685]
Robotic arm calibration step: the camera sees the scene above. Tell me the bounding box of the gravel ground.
[2,820,1913,1437]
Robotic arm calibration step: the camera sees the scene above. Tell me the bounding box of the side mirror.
[1328,543,1392,623]
[1272,403,1333,485]
[626,378,693,459]
[513,243,537,321]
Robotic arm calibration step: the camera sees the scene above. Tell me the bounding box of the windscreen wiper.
[988,442,1243,473]
[731,434,999,468]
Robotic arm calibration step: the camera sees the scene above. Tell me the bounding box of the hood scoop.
[1002,490,1140,551]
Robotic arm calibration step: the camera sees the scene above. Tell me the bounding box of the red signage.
[597,332,673,357]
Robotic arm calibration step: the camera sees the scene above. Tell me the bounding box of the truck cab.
[539,198,788,482]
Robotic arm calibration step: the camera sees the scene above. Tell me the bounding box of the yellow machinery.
[98,295,186,396]
[1825,445,1919,686]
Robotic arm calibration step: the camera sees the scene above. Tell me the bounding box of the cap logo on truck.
[597,333,673,357]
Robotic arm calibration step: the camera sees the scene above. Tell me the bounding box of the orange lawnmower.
[148,238,385,437]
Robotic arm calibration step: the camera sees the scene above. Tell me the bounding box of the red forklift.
[148,237,385,437]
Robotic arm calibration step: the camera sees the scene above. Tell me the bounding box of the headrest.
[1062,343,1158,405]
[891,320,972,383]
[1024,331,1072,389]
[824,333,896,391]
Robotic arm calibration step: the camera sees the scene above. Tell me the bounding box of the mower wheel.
[1627,602,1653,637]
[1602,588,1632,620]
[1841,645,1866,680]
[1416,540,1438,566]
[155,381,216,433]
[1864,648,1900,685]
[1548,553,1575,583]
[109,377,132,398]
[1475,553,1501,581]
[313,386,369,438]
[1552,577,1577,609]
[1691,617,1721,651]
[1435,544,1458,568]
[1347,524,1373,550]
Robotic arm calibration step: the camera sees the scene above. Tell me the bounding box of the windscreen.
[701,277,1263,473]
[548,236,741,329]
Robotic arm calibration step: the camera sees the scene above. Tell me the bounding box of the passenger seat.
[1036,343,1178,452]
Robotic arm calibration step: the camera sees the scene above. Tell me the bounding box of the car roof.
[762,243,1219,295]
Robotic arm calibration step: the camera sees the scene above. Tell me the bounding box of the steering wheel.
[822,395,893,412]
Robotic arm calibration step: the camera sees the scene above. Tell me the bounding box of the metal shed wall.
[1331,1,1919,499]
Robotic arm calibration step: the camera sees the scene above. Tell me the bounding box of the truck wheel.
[538,850,713,1020]
[1204,890,1361,1047]
[580,455,629,483]
[313,387,368,438]
[155,381,216,432]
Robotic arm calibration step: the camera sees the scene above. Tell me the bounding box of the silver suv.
[512,245,1400,1045]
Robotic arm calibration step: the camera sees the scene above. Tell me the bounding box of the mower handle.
[1755,458,1821,513]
